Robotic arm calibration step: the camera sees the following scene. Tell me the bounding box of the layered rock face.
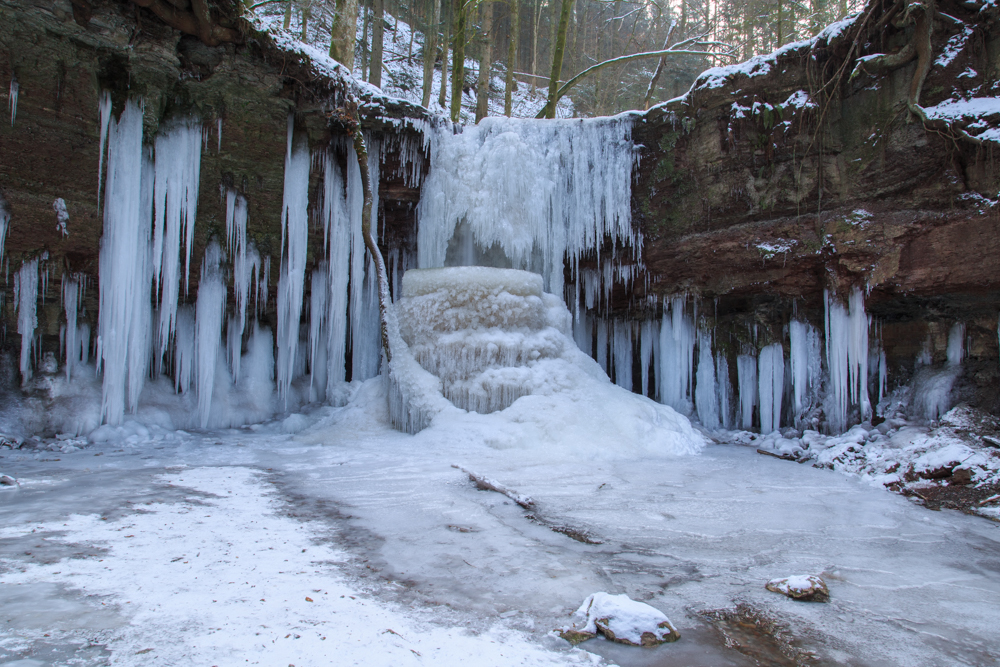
[0,0,424,396]
[623,0,1000,416]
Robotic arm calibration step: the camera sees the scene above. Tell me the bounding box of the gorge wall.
[1,0,998,437]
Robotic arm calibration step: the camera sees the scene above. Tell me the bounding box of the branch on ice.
[451,465,535,509]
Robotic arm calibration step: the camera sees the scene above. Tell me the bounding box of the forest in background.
[241,0,867,118]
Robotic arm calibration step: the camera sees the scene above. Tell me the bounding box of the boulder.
[765,575,829,602]
[558,592,680,646]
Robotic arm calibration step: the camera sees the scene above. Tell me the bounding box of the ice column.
[322,150,351,395]
[695,331,719,428]
[62,275,79,379]
[659,297,695,413]
[276,121,310,405]
[824,288,870,433]
[947,322,965,366]
[174,306,195,394]
[224,189,260,383]
[346,143,381,382]
[195,241,226,427]
[0,195,9,265]
[9,78,17,127]
[789,319,822,424]
[758,343,784,434]
[14,258,38,382]
[152,117,203,368]
[716,352,732,429]
[612,320,633,390]
[309,263,329,401]
[639,319,658,397]
[97,100,153,424]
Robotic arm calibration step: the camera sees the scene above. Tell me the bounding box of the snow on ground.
[2,379,1000,666]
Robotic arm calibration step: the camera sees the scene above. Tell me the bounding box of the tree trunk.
[541,0,573,119]
[329,0,360,67]
[449,0,466,122]
[283,0,292,30]
[438,0,451,108]
[300,0,310,40]
[361,5,370,79]
[422,0,442,107]
[530,0,541,93]
[476,1,493,122]
[371,0,385,86]
[504,0,519,116]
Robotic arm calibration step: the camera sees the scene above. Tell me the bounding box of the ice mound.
[398,267,572,414]
[390,267,704,457]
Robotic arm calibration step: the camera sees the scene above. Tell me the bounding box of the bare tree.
[476,1,494,121]
[504,0,520,116]
[371,0,386,86]
[328,0,360,66]
[450,0,468,122]
[422,0,443,106]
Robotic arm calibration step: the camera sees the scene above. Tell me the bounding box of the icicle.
[824,288,870,433]
[0,195,8,267]
[62,275,79,380]
[346,143,381,382]
[737,353,757,430]
[947,322,965,366]
[695,331,719,429]
[98,91,112,207]
[152,117,203,368]
[789,319,822,424]
[612,320,633,390]
[639,319,657,397]
[716,352,732,430]
[276,120,310,405]
[97,99,152,425]
[174,305,195,394]
[309,263,329,400]
[758,343,784,434]
[878,349,887,404]
[14,258,38,383]
[195,241,226,427]
[217,117,223,152]
[596,318,609,373]
[322,150,351,396]
[9,77,17,127]
[658,297,695,414]
[225,189,257,383]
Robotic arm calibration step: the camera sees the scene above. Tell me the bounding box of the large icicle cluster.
[416,116,637,297]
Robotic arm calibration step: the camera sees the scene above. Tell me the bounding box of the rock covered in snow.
[0,474,18,487]
[557,592,680,646]
[765,575,829,602]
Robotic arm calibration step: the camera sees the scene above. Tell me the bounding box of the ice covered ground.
[2,380,1000,666]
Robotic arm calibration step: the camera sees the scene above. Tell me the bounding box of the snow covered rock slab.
[0,474,18,487]
[401,267,543,299]
[765,575,829,602]
[558,592,680,646]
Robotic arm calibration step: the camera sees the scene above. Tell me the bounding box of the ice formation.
[9,77,17,127]
[789,319,822,424]
[320,150,351,396]
[825,288,870,433]
[736,354,758,430]
[0,194,9,266]
[276,120,310,406]
[53,198,69,237]
[659,297,695,414]
[195,242,226,427]
[716,352,732,429]
[758,342,784,434]
[61,275,80,380]
[416,116,637,297]
[152,117,203,366]
[14,258,38,383]
[96,99,152,424]
[224,188,260,384]
[695,331,719,429]
[612,321,633,390]
[391,266,704,454]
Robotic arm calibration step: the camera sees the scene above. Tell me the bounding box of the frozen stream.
[2,381,1000,666]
